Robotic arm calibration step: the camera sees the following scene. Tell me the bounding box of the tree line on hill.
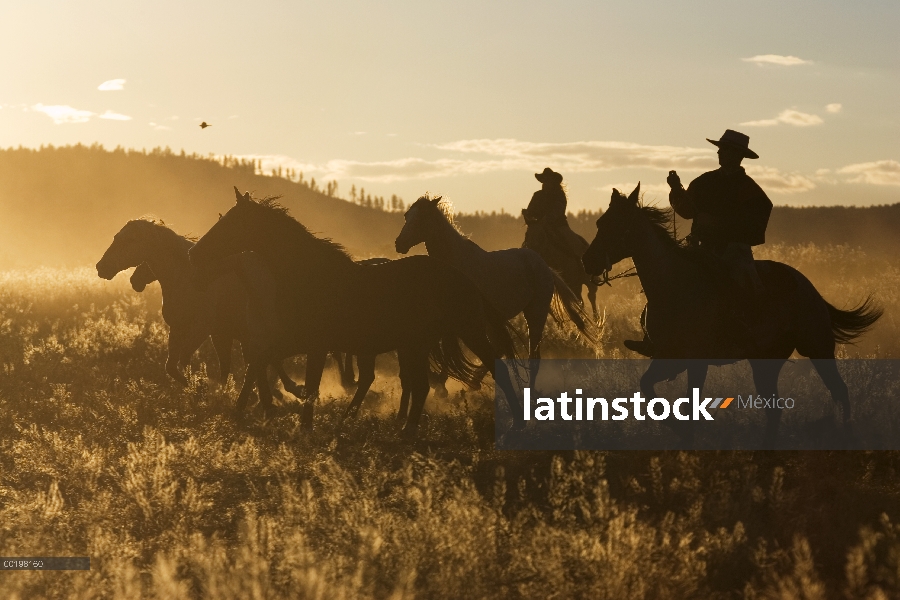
[0,144,897,268]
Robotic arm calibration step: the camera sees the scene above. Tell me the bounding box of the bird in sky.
[199,121,211,129]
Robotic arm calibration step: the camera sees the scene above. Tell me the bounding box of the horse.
[188,187,523,437]
[581,184,882,447]
[96,218,310,401]
[522,210,599,320]
[395,195,597,388]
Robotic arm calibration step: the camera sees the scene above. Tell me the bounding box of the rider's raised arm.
[669,186,696,219]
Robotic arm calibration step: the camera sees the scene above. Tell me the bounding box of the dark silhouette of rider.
[522,167,577,255]
[624,129,773,357]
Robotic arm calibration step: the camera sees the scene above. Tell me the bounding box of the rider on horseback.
[624,129,773,357]
[522,167,578,256]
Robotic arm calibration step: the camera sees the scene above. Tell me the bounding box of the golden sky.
[1,0,897,212]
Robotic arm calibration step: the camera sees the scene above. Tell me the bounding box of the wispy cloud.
[434,138,718,172]
[745,166,816,193]
[32,103,94,124]
[148,122,171,131]
[825,103,842,114]
[98,79,126,91]
[742,109,824,127]
[99,110,132,121]
[838,160,900,186]
[742,54,812,66]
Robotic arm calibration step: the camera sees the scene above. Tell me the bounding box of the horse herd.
[96,184,881,445]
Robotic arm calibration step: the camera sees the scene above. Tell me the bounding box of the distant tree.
[350,185,357,203]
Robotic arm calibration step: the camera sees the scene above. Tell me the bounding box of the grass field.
[1,244,899,599]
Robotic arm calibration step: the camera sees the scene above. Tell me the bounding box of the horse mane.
[247,194,355,264]
[132,216,198,244]
[416,193,464,235]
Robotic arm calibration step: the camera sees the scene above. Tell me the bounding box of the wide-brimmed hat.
[707,129,759,159]
[535,167,563,185]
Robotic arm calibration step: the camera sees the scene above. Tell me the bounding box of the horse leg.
[166,329,189,385]
[211,334,233,384]
[398,349,412,422]
[586,282,599,322]
[400,348,432,439]
[523,303,550,392]
[680,362,709,448]
[301,351,327,430]
[343,353,376,420]
[275,361,304,399]
[811,358,851,430]
[750,359,786,449]
[266,363,285,401]
[640,359,689,446]
[460,329,524,430]
[255,360,276,419]
[339,353,357,389]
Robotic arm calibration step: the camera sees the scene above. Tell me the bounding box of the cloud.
[744,166,816,193]
[825,103,842,114]
[32,103,94,124]
[742,54,812,66]
[99,110,132,121]
[742,109,823,127]
[98,79,126,91]
[434,138,718,172]
[838,160,900,186]
[148,122,171,131]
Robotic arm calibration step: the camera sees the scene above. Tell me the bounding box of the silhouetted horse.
[522,210,599,320]
[96,219,268,386]
[582,184,882,447]
[188,188,522,437]
[396,195,596,387]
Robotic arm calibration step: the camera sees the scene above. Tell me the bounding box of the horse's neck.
[260,227,354,284]
[631,221,685,303]
[146,239,192,292]
[424,219,481,263]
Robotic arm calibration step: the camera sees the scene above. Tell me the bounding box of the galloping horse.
[96,219,307,398]
[522,211,599,320]
[582,184,882,446]
[396,195,596,387]
[188,188,522,437]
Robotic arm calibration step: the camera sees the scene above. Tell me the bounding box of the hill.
[1,144,898,267]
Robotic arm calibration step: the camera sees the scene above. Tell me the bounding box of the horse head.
[395,194,444,254]
[582,183,640,277]
[129,263,158,292]
[190,186,261,273]
[96,219,168,280]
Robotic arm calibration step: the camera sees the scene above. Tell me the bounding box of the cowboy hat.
[535,167,563,185]
[707,129,759,159]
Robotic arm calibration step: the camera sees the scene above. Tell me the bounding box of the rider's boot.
[624,335,654,357]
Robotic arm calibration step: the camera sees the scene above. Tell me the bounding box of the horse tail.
[549,269,599,346]
[826,295,882,344]
[429,334,482,388]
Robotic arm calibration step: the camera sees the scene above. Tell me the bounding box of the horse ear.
[234,186,244,203]
[611,188,621,202]
[431,196,441,205]
[628,182,640,204]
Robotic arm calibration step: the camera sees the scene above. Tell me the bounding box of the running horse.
[188,188,523,438]
[582,184,882,447]
[395,195,597,390]
[522,209,599,320]
[96,218,307,398]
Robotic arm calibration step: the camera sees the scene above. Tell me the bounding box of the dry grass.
[0,246,898,598]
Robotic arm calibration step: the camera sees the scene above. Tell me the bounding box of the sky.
[1,0,898,213]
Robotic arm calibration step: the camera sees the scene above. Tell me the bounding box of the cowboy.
[624,129,773,357]
[522,167,577,254]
